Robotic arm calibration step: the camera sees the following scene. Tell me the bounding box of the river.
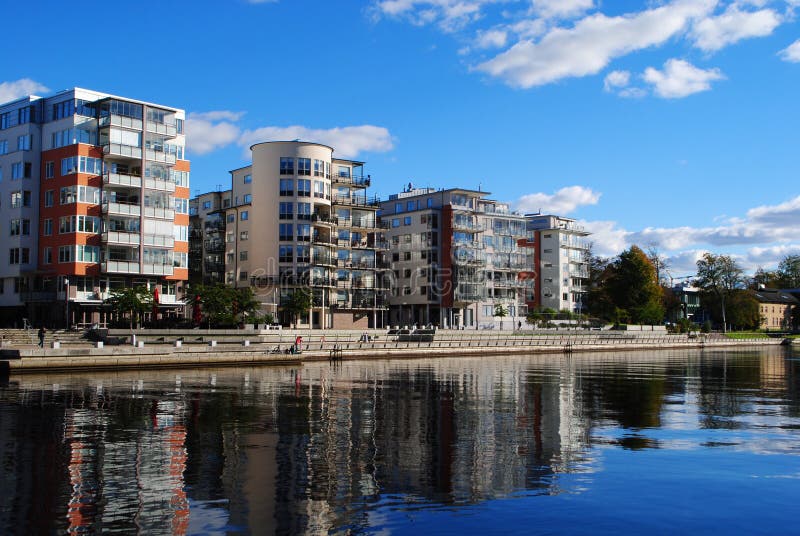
[1,346,798,534]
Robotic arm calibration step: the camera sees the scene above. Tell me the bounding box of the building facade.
[525,215,589,315]
[752,288,798,330]
[0,88,189,327]
[222,141,388,329]
[189,189,231,286]
[380,188,531,329]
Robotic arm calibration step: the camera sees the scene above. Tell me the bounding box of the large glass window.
[297,158,311,176]
[279,245,293,263]
[279,157,294,175]
[279,178,294,196]
[279,202,293,219]
[279,223,293,241]
[297,179,311,197]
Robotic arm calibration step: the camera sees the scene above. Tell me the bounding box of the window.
[174,198,189,214]
[240,231,248,241]
[298,158,311,175]
[0,140,7,154]
[392,218,400,228]
[280,157,294,175]
[297,179,311,197]
[239,271,248,281]
[297,202,311,220]
[240,211,248,221]
[395,203,403,214]
[45,161,54,179]
[9,248,30,264]
[239,251,248,261]
[227,214,235,223]
[297,224,311,242]
[17,135,31,151]
[174,226,188,242]
[43,219,52,236]
[279,245,293,262]
[243,174,252,184]
[427,198,434,208]
[43,247,52,264]
[407,201,416,212]
[202,200,212,210]
[279,178,293,196]
[243,194,252,204]
[338,166,350,178]
[279,202,294,219]
[313,159,326,177]
[403,216,412,226]
[296,245,310,263]
[12,162,30,179]
[279,223,293,241]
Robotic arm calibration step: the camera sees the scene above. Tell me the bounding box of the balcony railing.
[103,143,142,160]
[102,230,140,245]
[332,174,371,187]
[144,177,176,192]
[99,114,143,130]
[101,260,173,275]
[145,148,177,164]
[143,234,175,247]
[104,171,141,188]
[143,206,175,220]
[102,201,141,216]
[146,120,177,138]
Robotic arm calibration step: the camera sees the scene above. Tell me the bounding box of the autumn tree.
[695,253,744,332]
[605,245,664,325]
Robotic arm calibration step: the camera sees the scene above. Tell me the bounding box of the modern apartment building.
[189,189,231,286]
[0,88,190,327]
[525,215,590,315]
[223,141,388,329]
[380,188,532,329]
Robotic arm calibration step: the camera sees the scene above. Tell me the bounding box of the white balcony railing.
[145,121,177,138]
[143,234,175,247]
[104,143,142,159]
[102,202,141,216]
[99,114,143,130]
[103,172,141,188]
[102,231,141,245]
[144,177,176,192]
[145,149,177,164]
[143,206,175,220]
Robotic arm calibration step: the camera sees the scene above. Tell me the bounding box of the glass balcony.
[143,206,175,220]
[102,230,140,245]
[145,149,177,164]
[102,202,141,217]
[144,177,176,192]
[146,120,177,138]
[104,171,141,188]
[104,143,142,160]
[99,114,143,131]
[143,234,175,247]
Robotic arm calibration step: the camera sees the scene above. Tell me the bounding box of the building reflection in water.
[0,347,796,534]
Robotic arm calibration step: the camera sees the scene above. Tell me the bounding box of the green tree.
[526,309,543,328]
[494,304,508,329]
[695,253,744,332]
[106,286,151,329]
[585,243,614,320]
[776,254,800,288]
[196,284,259,327]
[701,290,761,330]
[284,289,312,328]
[606,246,665,325]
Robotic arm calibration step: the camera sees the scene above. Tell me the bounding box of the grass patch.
[724,332,769,339]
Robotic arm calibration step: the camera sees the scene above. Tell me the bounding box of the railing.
[103,143,142,159]
[451,220,485,232]
[104,171,141,188]
[143,234,175,247]
[143,206,175,219]
[332,174,371,187]
[102,230,140,244]
[99,114,143,130]
[144,177,176,192]
[145,148,177,164]
[146,120,177,137]
[102,201,141,216]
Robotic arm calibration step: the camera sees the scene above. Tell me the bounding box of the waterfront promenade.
[0,327,785,374]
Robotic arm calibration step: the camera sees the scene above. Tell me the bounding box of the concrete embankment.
[0,329,787,374]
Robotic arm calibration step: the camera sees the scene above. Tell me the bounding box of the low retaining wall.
[0,336,785,374]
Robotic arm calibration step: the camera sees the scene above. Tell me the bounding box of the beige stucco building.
[224,141,388,329]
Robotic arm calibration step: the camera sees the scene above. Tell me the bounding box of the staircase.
[0,329,92,348]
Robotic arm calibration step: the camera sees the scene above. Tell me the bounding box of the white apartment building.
[380,188,532,329]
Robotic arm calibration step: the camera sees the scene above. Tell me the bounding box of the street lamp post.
[64,278,70,331]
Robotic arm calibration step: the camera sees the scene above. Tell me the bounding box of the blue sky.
[2,0,799,276]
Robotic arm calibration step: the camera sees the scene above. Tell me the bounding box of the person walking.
[38,326,46,348]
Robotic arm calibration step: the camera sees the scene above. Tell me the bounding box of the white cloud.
[690,5,781,52]
[238,125,394,159]
[474,1,716,88]
[778,38,800,62]
[643,59,725,98]
[0,78,49,104]
[581,195,800,272]
[372,0,507,32]
[186,111,243,155]
[475,28,508,48]
[603,70,630,91]
[531,0,593,19]
[514,185,601,215]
